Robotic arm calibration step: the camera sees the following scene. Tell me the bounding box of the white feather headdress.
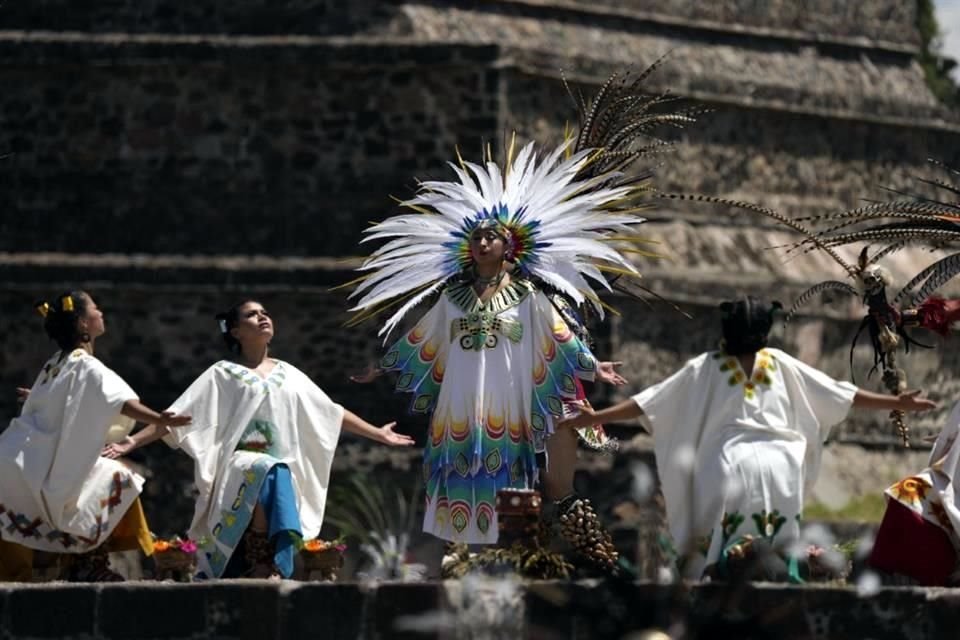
[349,60,702,338]
[349,139,651,338]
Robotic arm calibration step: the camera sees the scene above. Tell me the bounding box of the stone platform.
[1,579,957,640]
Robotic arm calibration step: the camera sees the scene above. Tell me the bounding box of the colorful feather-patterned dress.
[381,277,597,544]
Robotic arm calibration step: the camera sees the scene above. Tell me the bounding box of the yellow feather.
[345,281,438,328]
[402,204,436,216]
[328,273,372,293]
[505,131,517,177]
[580,289,622,317]
[594,264,641,278]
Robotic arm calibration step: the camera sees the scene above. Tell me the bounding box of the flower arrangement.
[300,537,346,581]
[153,536,199,554]
[152,535,199,581]
[302,537,347,554]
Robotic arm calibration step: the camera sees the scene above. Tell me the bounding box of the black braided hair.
[719,296,783,356]
[35,291,90,353]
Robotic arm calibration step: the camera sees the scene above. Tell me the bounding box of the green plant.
[803,494,887,522]
[917,0,960,107]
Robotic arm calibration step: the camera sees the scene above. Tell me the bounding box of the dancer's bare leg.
[544,427,619,571]
[252,503,268,531]
[543,427,578,501]
[246,503,280,579]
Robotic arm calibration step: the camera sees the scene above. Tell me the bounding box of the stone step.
[1,579,956,640]
[0,0,921,51]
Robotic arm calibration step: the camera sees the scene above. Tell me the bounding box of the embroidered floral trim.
[218,361,286,394]
[889,475,931,506]
[0,472,132,550]
[752,509,787,538]
[713,349,777,399]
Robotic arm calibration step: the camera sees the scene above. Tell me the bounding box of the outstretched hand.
[596,361,627,386]
[15,387,30,404]
[102,436,135,460]
[160,411,192,428]
[556,400,596,431]
[897,389,938,412]
[377,421,415,447]
[350,363,383,384]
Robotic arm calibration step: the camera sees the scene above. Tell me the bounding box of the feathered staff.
[564,55,705,311]
[659,164,960,447]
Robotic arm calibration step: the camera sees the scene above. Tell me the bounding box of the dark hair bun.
[720,296,780,355]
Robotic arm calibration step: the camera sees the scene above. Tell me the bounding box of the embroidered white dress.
[0,349,142,552]
[631,348,857,578]
[381,279,597,544]
[883,401,960,548]
[163,360,343,577]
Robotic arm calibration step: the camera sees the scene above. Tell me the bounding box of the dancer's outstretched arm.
[341,409,414,446]
[559,398,644,431]
[853,388,938,412]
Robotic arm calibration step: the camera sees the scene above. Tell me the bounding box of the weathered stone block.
[98,584,206,639]
[373,582,448,640]
[203,582,282,640]
[283,583,367,640]
[8,585,97,638]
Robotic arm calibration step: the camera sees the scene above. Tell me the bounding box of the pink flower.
[179,541,198,554]
[334,544,347,552]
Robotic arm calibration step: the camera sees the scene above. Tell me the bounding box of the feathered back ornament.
[348,139,646,338]
[348,59,702,339]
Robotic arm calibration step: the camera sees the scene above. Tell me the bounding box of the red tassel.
[917,297,960,336]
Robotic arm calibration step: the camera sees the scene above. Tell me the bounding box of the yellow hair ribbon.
[61,295,74,312]
[35,302,50,318]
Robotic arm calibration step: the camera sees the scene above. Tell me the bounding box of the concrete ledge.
[1,580,958,639]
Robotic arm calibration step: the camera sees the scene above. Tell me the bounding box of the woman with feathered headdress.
[348,139,649,567]
[349,63,703,568]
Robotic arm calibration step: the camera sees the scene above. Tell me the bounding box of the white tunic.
[163,359,343,577]
[0,349,141,552]
[631,348,857,578]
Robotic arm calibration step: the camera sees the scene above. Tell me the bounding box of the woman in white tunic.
[561,296,936,580]
[0,291,191,582]
[109,299,414,579]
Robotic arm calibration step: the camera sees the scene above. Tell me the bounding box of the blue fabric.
[258,464,302,578]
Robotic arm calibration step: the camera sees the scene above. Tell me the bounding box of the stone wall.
[401,4,942,122]
[502,68,960,218]
[0,41,501,255]
[0,0,402,36]
[3,37,957,257]
[503,0,920,47]
[0,0,921,49]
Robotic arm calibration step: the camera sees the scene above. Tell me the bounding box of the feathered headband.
[348,138,650,338]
